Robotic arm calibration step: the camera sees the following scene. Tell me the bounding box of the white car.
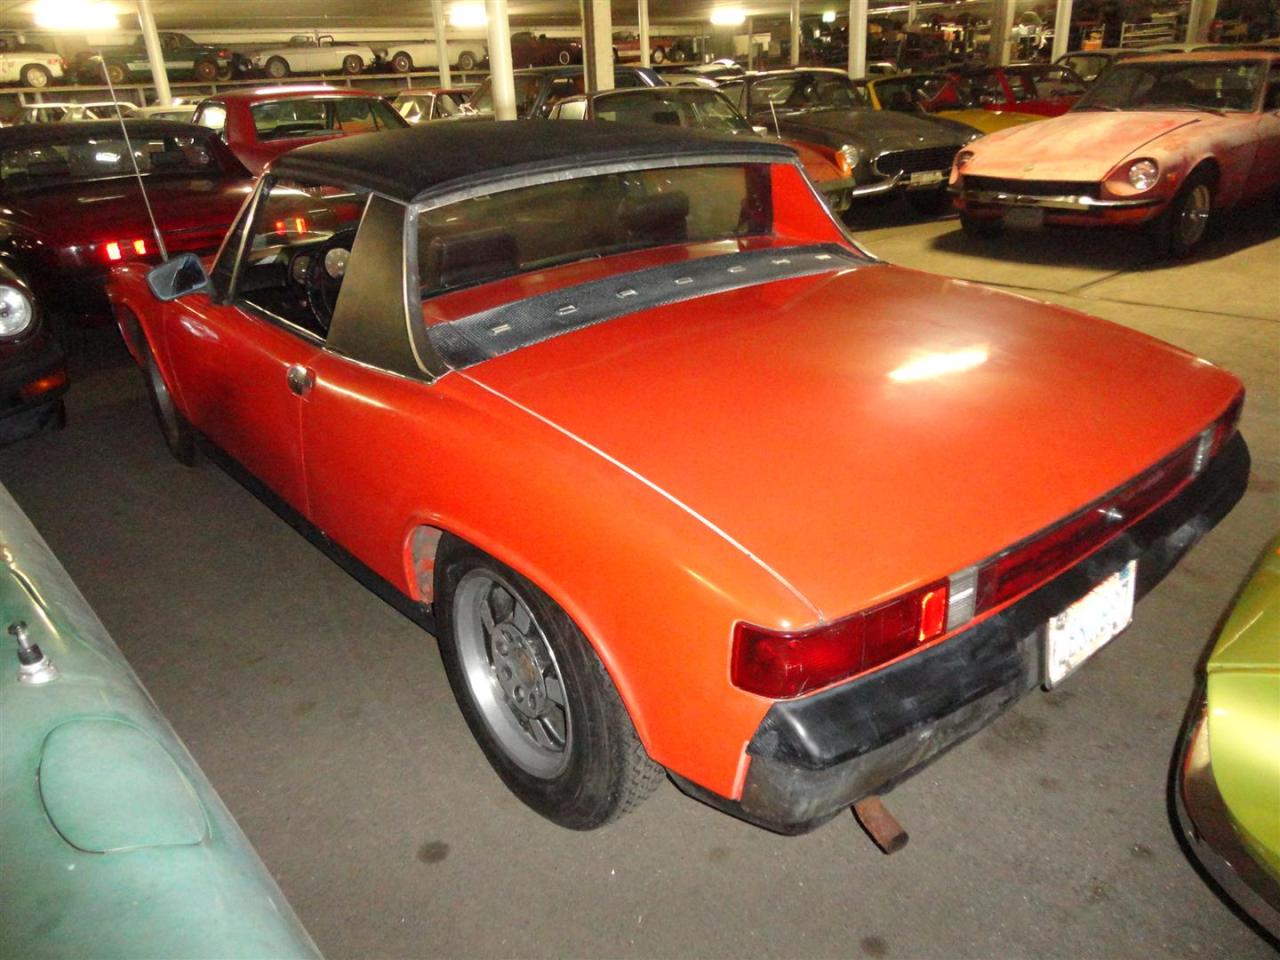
[0,47,64,88]
[250,34,378,79]
[373,38,488,73]
[20,102,138,123]
[136,103,197,121]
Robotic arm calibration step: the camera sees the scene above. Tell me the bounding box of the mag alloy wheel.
[453,568,571,778]
[1177,183,1212,251]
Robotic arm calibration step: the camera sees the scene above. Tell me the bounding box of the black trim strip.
[428,243,859,369]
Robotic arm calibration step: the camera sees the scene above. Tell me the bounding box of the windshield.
[593,89,752,133]
[1057,53,1111,82]
[0,132,231,192]
[873,75,951,111]
[1077,60,1262,112]
[250,96,406,141]
[749,73,869,113]
[417,163,771,299]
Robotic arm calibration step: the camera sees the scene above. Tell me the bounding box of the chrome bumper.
[955,187,1162,212]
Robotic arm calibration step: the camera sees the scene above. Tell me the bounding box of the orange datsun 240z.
[107,123,1248,835]
[951,51,1280,257]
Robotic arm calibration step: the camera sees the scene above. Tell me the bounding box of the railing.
[8,67,487,109]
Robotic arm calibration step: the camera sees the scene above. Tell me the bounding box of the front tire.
[457,51,477,71]
[391,51,413,73]
[1151,170,1214,259]
[21,64,51,88]
[342,54,364,75]
[193,59,218,82]
[652,46,666,64]
[137,331,196,465]
[265,56,289,79]
[557,49,572,66]
[104,61,128,85]
[435,537,663,829]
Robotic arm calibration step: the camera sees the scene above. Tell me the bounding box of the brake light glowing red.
[104,241,122,262]
[732,579,949,699]
[103,238,149,263]
[133,238,148,255]
[274,217,309,236]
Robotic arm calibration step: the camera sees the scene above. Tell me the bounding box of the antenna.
[768,95,781,138]
[99,51,169,261]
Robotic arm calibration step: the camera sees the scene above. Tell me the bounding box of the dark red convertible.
[924,64,1086,117]
[0,120,253,328]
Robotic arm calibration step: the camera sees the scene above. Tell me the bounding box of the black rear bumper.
[673,432,1251,834]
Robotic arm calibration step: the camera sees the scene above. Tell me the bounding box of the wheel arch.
[402,517,661,752]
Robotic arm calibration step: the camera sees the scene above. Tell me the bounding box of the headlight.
[838,144,859,175]
[1127,159,1159,191]
[955,150,975,169]
[0,285,33,339]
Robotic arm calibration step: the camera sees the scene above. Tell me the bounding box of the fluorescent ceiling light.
[822,10,837,22]
[35,0,118,30]
[449,2,487,29]
[710,7,747,26]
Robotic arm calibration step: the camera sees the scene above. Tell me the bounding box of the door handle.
[286,364,315,397]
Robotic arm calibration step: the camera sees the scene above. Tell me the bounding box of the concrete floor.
[2,204,1277,959]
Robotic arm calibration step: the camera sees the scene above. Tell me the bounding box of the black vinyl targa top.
[268,121,798,204]
[0,119,215,148]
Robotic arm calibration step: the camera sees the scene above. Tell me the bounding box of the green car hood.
[1206,535,1280,884]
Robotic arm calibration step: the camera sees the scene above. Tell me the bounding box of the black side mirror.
[146,253,210,302]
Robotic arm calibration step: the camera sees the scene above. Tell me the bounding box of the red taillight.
[1210,393,1243,458]
[274,217,309,236]
[102,238,150,263]
[732,579,949,699]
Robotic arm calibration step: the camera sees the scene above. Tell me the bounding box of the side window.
[194,102,226,135]
[233,178,369,338]
[335,97,377,132]
[614,70,643,89]
[1264,75,1280,111]
[554,99,587,120]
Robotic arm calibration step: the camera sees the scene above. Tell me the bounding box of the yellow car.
[854,73,1043,135]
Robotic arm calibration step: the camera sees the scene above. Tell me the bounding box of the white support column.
[638,0,651,67]
[1051,0,1073,60]
[790,0,801,66]
[989,0,1017,65]
[485,0,517,120]
[746,16,754,71]
[432,0,452,86]
[847,0,868,78]
[907,0,918,25]
[135,0,171,105]
[1186,0,1216,41]
[585,0,614,93]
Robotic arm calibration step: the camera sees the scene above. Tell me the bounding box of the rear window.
[0,133,230,191]
[593,89,751,133]
[250,96,405,141]
[416,163,771,298]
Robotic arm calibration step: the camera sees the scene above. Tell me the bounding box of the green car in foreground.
[0,484,319,960]
[1176,534,1280,941]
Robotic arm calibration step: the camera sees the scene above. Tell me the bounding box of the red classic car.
[191,87,408,176]
[952,52,1280,257]
[510,31,581,68]
[0,120,253,326]
[108,123,1247,835]
[924,64,1086,117]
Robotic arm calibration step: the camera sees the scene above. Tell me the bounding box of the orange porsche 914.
[107,123,1248,835]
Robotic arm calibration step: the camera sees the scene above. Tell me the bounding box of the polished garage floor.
[2,205,1277,959]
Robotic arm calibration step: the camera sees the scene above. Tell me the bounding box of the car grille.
[873,146,960,176]
[963,175,1101,199]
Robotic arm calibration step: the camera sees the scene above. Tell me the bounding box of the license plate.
[1004,206,1045,229]
[908,170,944,188]
[1044,560,1136,687]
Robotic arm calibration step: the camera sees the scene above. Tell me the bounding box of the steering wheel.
[304,227,357,334]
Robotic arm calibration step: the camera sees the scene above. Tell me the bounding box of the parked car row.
[0,38,1273,949]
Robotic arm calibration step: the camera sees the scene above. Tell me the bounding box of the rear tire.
[137,332,196,466]
[265,56,289,79]
[20,64,51,88]
[342,54,364,75]
[1150,170,1214,260]
[457,51,477,71]
[652,47,666,64]
[193,59,218,82]
[391,51,413,73]
[557,49,572,66]
[435,537,663,830]
[104,61,128,85]
[960,210,1003,238]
